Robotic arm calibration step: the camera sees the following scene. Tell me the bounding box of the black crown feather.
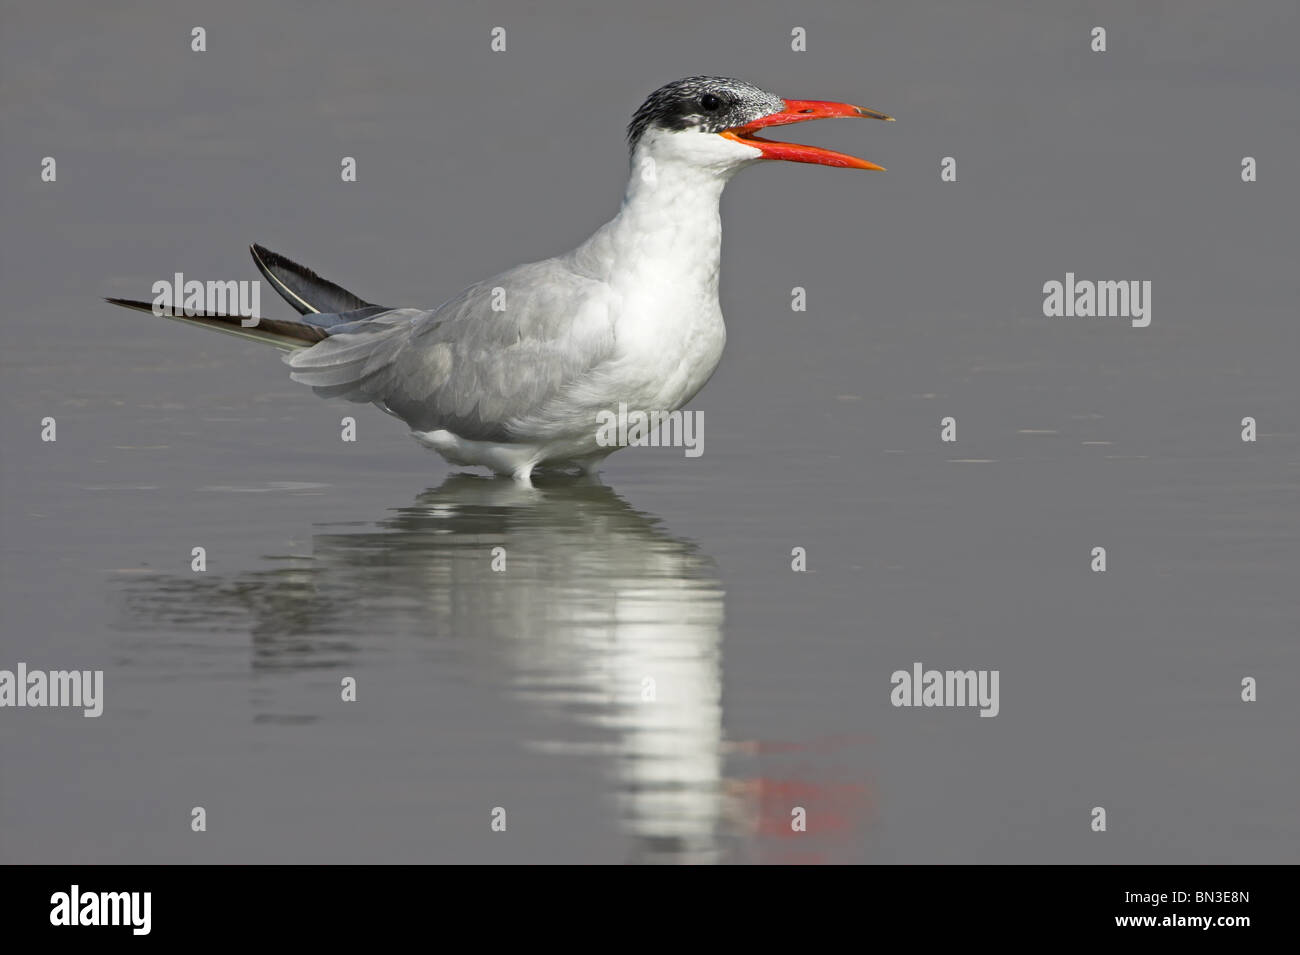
[626,76,784,149]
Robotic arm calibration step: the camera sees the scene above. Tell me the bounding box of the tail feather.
[104,297,327,351]
[250,243,379,316]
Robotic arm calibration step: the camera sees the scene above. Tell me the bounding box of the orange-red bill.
[720,98,893,170]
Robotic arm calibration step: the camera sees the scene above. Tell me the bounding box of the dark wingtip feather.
[249,243,380,316]
[104,294,328,349]
[104,297,158,313]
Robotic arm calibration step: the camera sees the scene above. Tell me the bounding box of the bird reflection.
[120,474,735,862]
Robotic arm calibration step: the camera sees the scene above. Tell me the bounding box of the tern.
[108,76,892,484]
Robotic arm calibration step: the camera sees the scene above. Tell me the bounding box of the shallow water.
[2,1,1298,863]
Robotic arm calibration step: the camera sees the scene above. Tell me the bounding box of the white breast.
[570,135,739,413]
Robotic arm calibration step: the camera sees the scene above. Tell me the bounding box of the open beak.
[720,99,893,170]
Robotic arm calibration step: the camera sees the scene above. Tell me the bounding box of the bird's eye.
[699,93,722,111]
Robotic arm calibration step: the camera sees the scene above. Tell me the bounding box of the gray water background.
[1,0,1297,862]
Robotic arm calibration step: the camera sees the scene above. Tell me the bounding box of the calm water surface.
[2,1,1297,863]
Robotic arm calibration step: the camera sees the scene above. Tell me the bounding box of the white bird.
[108,76,892,484]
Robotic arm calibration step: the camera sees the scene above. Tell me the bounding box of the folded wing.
[286,260,617,443]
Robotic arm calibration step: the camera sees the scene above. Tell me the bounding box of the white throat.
[569,129,758,296]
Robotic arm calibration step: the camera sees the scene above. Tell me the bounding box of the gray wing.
[284,260,616,442]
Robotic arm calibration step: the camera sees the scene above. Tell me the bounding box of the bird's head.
[627,75,892,175]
